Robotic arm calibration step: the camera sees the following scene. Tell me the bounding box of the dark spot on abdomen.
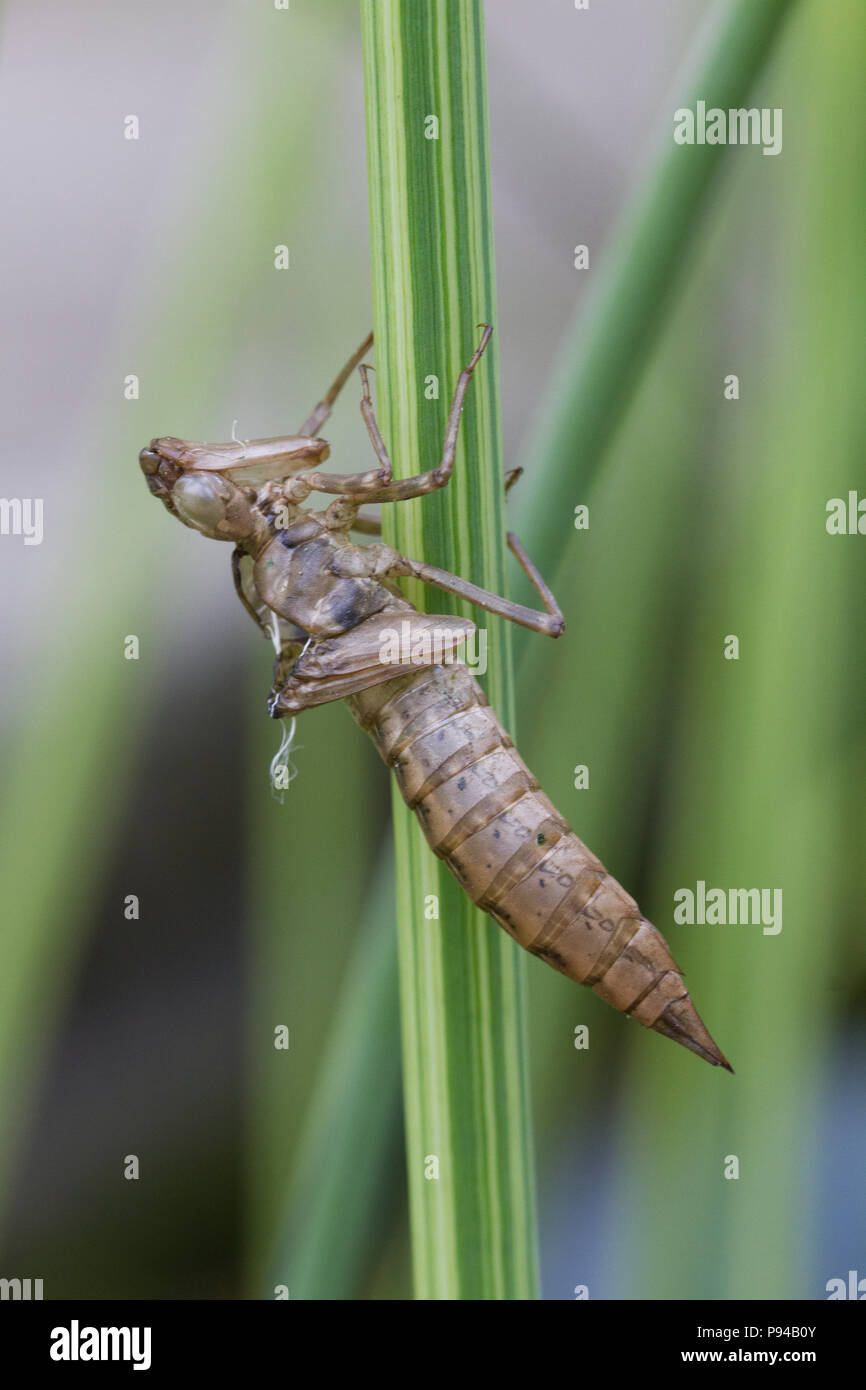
[535,944,568,971]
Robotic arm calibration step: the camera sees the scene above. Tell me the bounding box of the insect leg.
[354,467,522,525]
[388,552,564,637]
[505,532,564,629]
[433,323,493,487]
[232,546,274,636]
[371,322,493,499]
[348,467,522,537]
[358,365,392,481]
[356,319,490,486]
[300,324,495,504]
[298,330,374,437]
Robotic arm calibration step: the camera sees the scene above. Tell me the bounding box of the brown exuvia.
[140,326,731,1072]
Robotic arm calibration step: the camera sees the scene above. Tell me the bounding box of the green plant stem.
[361,0,538,1300]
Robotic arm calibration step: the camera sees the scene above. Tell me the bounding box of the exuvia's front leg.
[342,467,524,537]
[232,547,274,636]
[289,324,494,504]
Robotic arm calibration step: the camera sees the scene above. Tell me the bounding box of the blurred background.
[0,0,863,1299]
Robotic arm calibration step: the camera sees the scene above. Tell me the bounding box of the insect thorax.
[254,532,393,639]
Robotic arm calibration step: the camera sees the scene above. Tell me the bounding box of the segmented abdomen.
[347,661,729,1069]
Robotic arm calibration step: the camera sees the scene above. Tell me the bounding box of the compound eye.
[172,472,228,533]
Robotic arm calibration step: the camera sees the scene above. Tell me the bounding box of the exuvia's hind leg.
[505,531,563,630]
[298,330,373,437]
[387,535,565,638]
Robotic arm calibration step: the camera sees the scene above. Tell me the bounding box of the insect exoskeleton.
[347,661,730,1071]
[140,324,731,1071]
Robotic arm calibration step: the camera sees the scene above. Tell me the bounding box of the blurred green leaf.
[612,0,862,1298]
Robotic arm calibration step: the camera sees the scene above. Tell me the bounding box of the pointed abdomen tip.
[651,995,732,1072]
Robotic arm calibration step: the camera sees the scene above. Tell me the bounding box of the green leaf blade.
[362,0,537,1300]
